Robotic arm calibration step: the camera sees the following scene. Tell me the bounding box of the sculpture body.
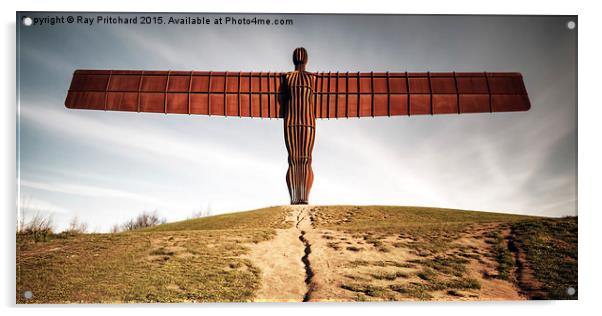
[284,49,316,204]
[64,47,531,205]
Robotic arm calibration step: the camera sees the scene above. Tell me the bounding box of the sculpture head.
[293,47,308,71]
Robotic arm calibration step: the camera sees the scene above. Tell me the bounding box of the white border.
[3,1,601,315]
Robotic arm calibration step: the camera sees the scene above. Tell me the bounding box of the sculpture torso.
[284,71,315,127]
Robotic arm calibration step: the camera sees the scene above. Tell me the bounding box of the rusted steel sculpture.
[65,47,531,205]
[285,49,316,204]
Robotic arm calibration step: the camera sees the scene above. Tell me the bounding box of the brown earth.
[242,207,307,301]
[245,206,526,302]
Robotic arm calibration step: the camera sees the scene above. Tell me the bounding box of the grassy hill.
[141,206,289,232]
[306,206,576,301]
[16,206,289,303]
[16,205,577,303]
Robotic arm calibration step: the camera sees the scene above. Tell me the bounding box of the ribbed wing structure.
[66,70,530,119]
[63,47,533,206]
[65,70,286,118]
[312,72,530,118]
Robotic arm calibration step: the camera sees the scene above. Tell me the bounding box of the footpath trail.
[246,205,528,302]
[244,206,314,302]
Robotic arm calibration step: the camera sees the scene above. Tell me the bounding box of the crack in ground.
[295,211,305,229]
[299,230,314,302]
[294,207,315,302]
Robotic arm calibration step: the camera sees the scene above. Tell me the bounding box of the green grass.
[390,277,481,299]
[487,231,515,280]
[409,255,469,277]
[341,283,389,298]
[17,230,273,303]
[343,276,482,301]
[370,271,410,280]
[141,206,289,232]
[310,205,534,232]
[345,260,416,269]
[510,217,577,299]
[312,205,535,257]
[319,206,576,301]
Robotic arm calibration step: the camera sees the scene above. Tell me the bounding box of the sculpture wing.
[65,70,286,118]
[312,72,530,118]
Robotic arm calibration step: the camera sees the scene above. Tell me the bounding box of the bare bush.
[120,210,166,231]
[17,212,54,242]
[63,216,88,235]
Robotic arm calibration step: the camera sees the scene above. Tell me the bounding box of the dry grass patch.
[17,206,289,303]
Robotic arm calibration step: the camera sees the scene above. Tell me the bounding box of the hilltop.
[16,205,577,303]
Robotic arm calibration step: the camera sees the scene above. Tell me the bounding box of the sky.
[16,13,577,232]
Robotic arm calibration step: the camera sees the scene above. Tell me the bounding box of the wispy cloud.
[313,108,576,216]
[20,47,78,74]
[18,195,71,217]
[19,103,281,177]
[20,179,159,204]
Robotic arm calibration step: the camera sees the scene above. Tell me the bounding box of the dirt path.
[245,206,526,302]
[244,206,313,302]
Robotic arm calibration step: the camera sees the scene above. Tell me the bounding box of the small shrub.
[121,211,167,231]
[17,212,54,242]
[63,216,88,235]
